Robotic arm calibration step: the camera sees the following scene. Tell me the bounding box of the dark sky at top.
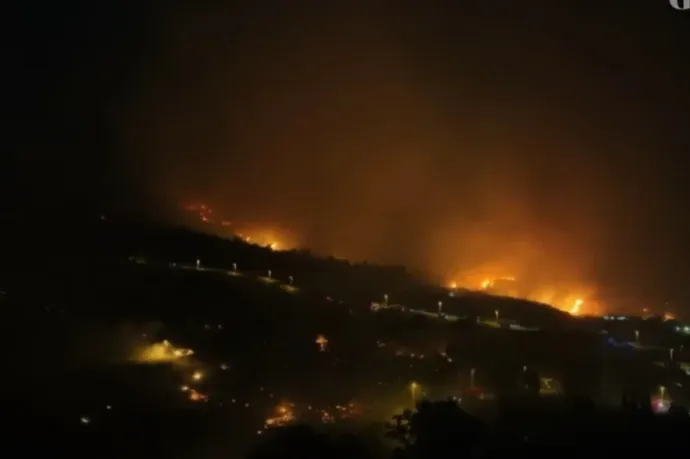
[11,1,690,314]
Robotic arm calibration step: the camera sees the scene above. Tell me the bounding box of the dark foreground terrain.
[3,217,690,458]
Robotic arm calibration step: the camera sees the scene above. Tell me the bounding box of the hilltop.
[10,215,577,329]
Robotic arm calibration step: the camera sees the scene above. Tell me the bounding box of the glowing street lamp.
[409,381,419,406]
[522,365,529,390]
[315,334,328,352]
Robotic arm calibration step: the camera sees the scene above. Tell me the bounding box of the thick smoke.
[113,3,690,314]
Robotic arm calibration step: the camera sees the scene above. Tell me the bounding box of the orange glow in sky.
[185,202,605,315]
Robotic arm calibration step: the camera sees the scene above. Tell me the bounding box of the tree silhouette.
[386,400,485,459]
[246,425,375,459]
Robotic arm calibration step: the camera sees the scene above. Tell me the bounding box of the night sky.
[11,1,690,314]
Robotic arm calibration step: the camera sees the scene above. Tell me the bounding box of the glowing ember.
[188,389,208,402]
[320,410,335,423]
[264,404,296,428]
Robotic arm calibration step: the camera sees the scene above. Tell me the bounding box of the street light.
[522,365,529,390]
[409,381,419,406]
[316,334,328,352]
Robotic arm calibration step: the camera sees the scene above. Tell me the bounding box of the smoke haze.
[14,2,690,314]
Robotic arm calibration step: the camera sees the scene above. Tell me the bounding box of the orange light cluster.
[318,403,360,423]
[181,202,292,251]
[183,202,214,224]
[188,389,208,402]
[264,404,296,428]
[180,385,208,402]
[447,274,599,316]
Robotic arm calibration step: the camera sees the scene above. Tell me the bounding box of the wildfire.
[450,270,601,315]
[264,403,296,428]
[181,202,300,252]
[236,229,290,251]
[183,203,214,224]
[569,298,584,316]
[480,276,515,290]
